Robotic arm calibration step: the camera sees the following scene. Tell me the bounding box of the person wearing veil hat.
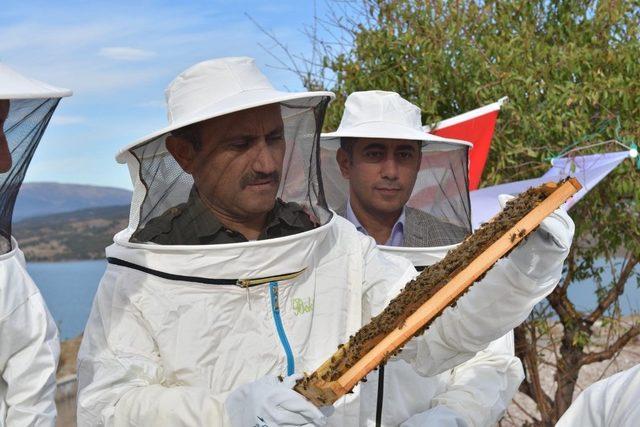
[324,90,473,248]
[78,57,573,427]
[0,63,72,426]
[320,90,574,426]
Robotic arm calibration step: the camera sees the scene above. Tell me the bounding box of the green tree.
[274,0,640,424]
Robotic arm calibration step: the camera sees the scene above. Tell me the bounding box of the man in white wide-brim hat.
[322,90,472,247]
[321,91,573,426]
[78,57,573,427]
[0,62,72,426]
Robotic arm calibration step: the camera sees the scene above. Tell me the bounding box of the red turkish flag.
[428,97,507,190]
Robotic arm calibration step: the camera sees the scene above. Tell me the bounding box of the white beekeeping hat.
[0,63,71,253]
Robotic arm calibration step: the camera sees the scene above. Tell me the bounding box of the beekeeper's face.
[0,100,11,173]
[337,137,421,216]
[167,103,286,220]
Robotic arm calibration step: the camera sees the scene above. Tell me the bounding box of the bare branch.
[539,359,559,369]
[514,325,536,400]
[581,324,640,365]
[514,324,555,412]
[586,255,639,325]
[558,246,577,293]
[547,284,582,327]
[247,0,364,92]
[246,13,305,79]
[512,396,540,424]
[593,347,627,382]
[256,42,298,72]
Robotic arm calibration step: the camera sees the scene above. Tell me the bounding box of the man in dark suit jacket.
[324,91,471,247]
[336,203,468,247]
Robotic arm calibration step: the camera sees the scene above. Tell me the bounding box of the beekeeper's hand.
[499,194,575,280]
[225,373,329,427]
[400,406,469,427]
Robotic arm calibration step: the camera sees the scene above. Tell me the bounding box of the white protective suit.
[77,207,571,426]
[319,90,529,426]
[361,245,525,427]
[556,364,640,427]
[0,63,71,426]
[0,239,59,426]
[77,58,573,427]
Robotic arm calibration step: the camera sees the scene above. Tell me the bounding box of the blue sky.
[1,0,336,189]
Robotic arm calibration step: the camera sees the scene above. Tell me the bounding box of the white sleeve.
[0,291,59,427]
[363,207,573,378]
[404,255,563,376]
[77,276,229,427]
[403,332,523,427]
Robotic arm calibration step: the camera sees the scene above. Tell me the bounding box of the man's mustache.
[240,171,280,189]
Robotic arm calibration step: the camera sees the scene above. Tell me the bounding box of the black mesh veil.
[320,139,472,247]
[409,142,471,231]
[123,96,332,244]
[0,98,61,254]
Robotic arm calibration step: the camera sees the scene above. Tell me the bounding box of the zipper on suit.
[269,281,295,375]
[239,270,307,312]
[237,269,305,287]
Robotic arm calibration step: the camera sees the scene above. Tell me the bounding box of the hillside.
[13,205,130,261]
[14,182,132,221]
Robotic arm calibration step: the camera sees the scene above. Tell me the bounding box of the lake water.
[27,258,639,341]
[567,259,640,315]
[28,260,106,340]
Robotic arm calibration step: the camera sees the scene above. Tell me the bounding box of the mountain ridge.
[14,182,132,221]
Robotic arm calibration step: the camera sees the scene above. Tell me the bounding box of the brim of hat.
[320,121,473,150]
[116,88,335,163]
[0,63,72,99]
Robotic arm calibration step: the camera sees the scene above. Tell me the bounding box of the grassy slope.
[13,205,130,262]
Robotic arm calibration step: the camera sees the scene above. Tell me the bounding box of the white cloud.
[99,46,156,61]
[50,115,85,125]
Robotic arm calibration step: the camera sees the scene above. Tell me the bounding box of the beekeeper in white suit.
[77,57,573,427]
[0,63,71,426]
[319,91,544,426]
[556,364,640,427]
